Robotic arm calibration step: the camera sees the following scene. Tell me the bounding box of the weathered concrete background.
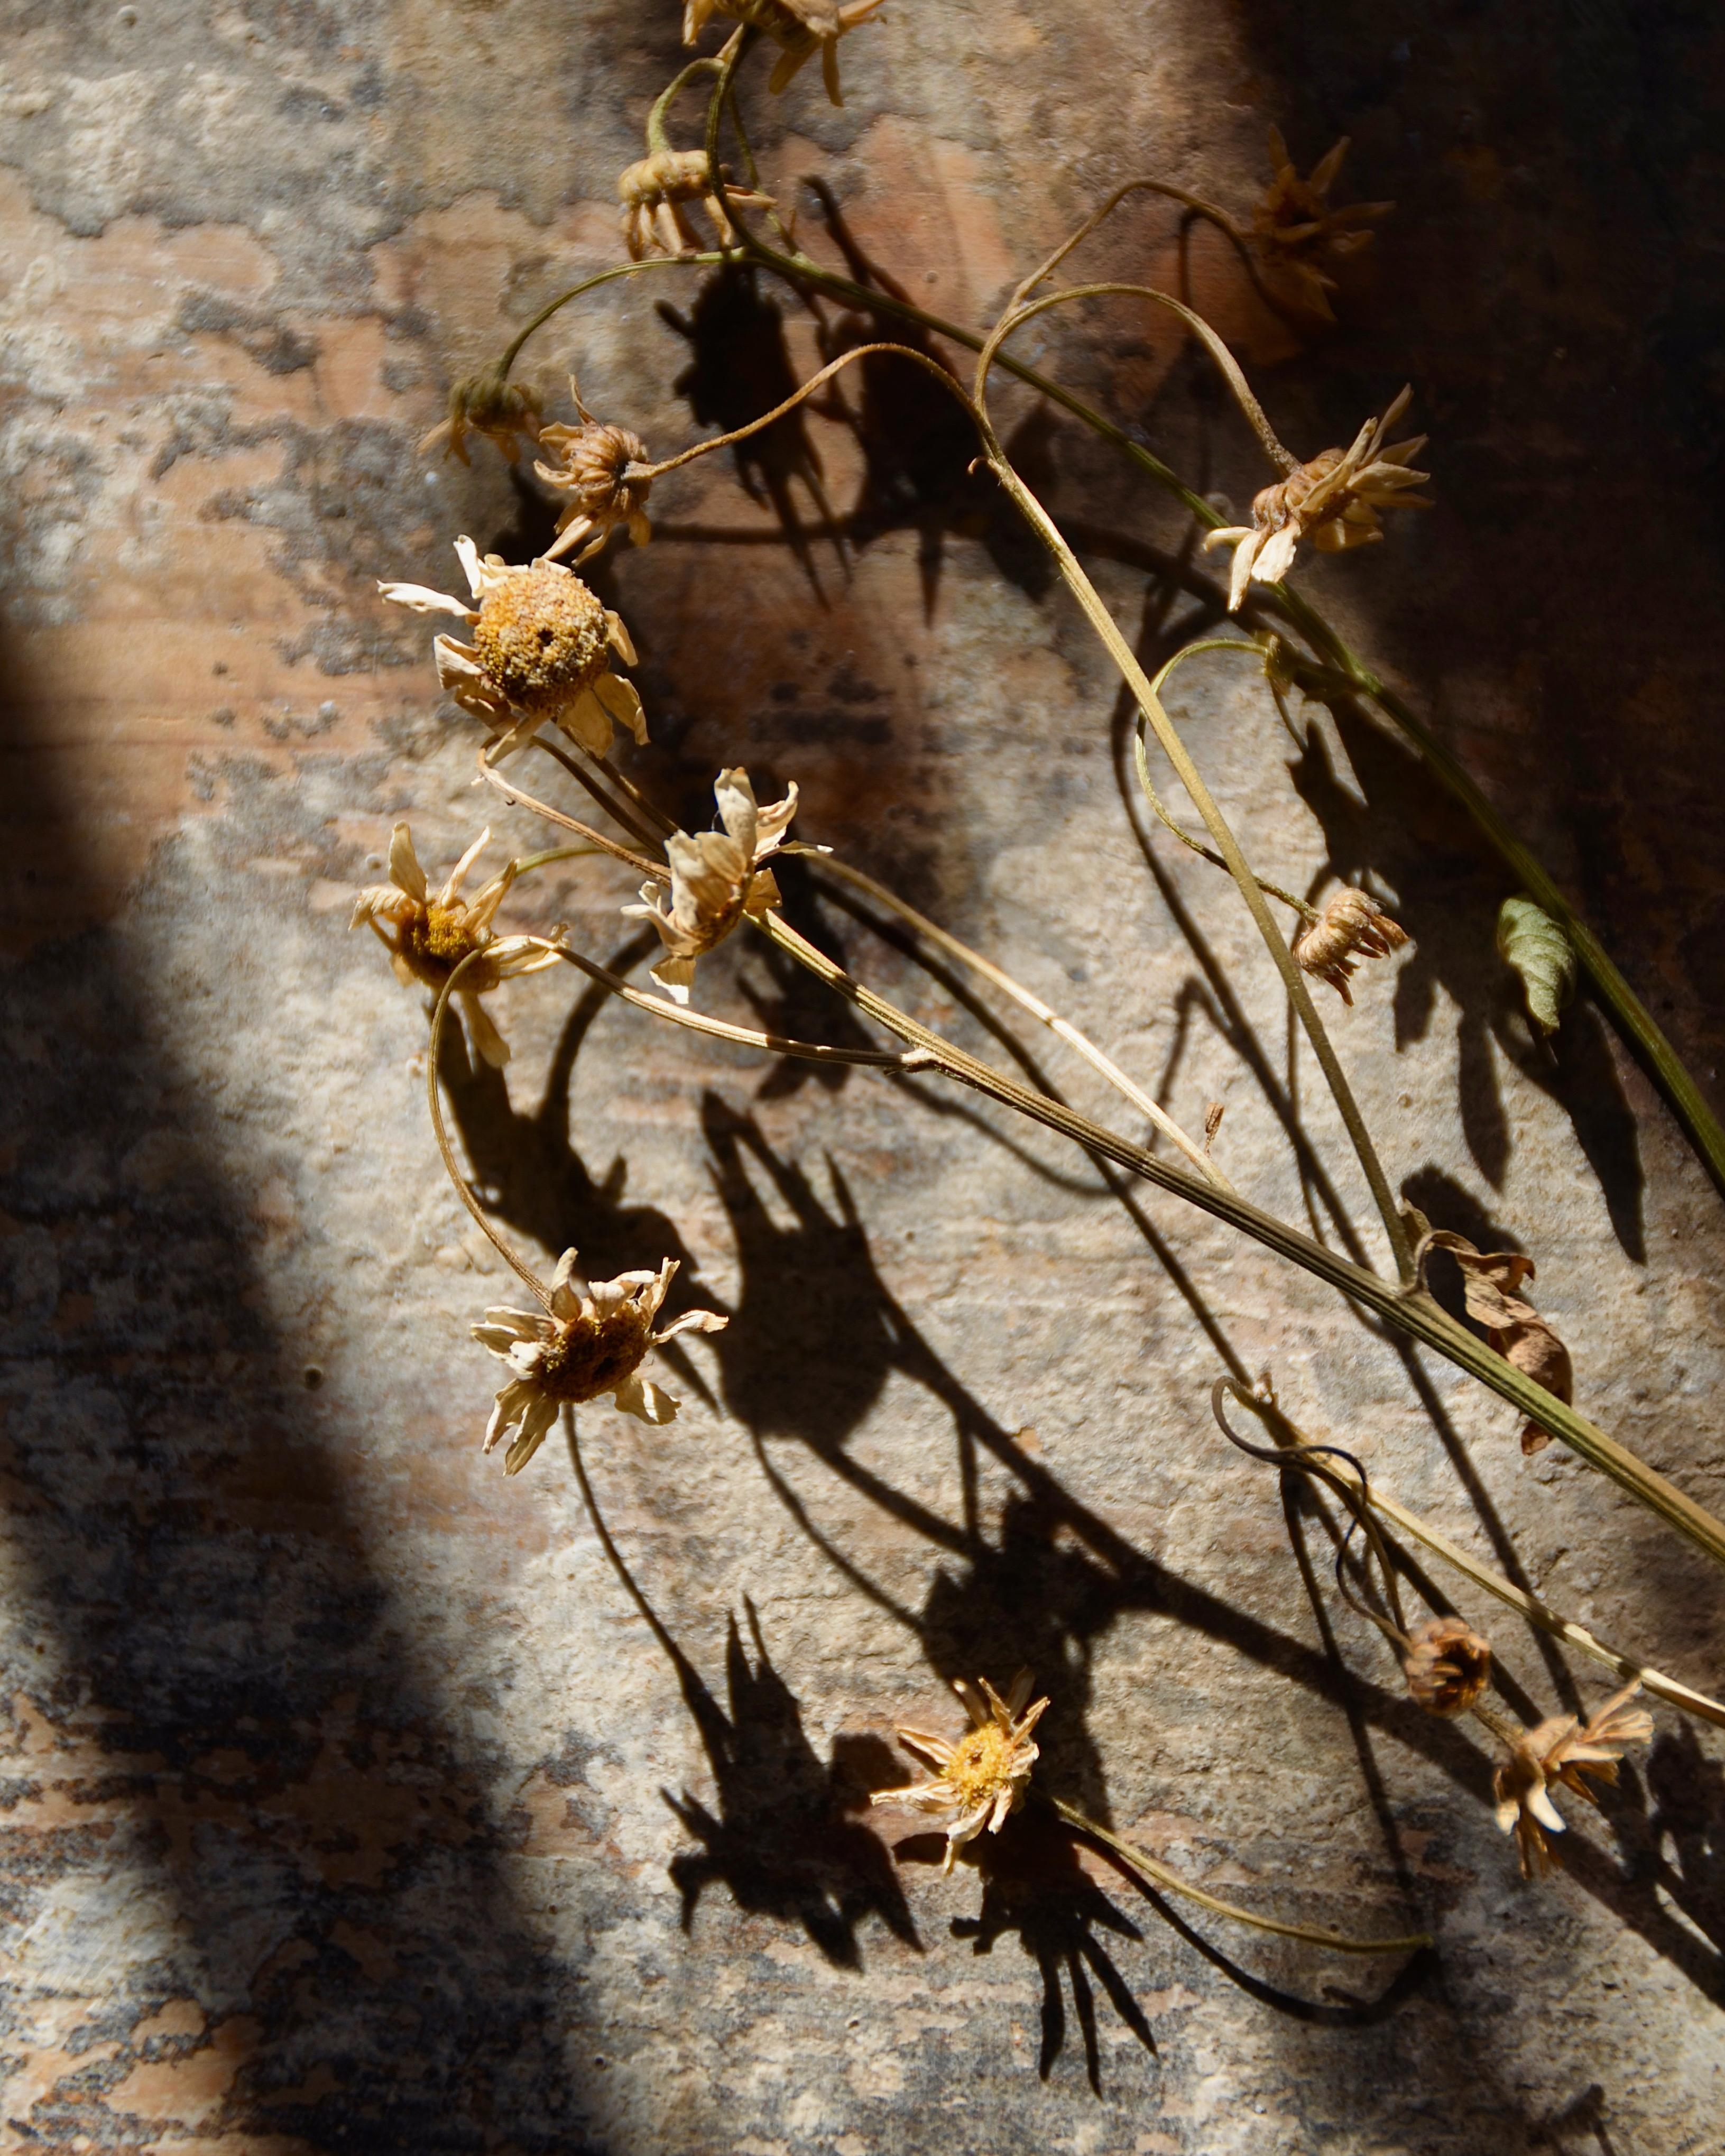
[3,3,1724,2151]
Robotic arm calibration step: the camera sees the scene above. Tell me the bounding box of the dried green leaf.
[1497,893,1576,1039]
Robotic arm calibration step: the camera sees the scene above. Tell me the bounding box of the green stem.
[1043,1795,1431,1955]
[757,909,1725,1573]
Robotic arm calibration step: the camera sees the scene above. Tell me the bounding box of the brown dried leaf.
[1418,1230,1573,1453]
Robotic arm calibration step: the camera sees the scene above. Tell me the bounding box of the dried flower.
[1203,388,1431,611]
[626,767,797,1003]
[619,146,774,260]
[683,0,888,106]
[1252,128,1394,323]
[419,370,543,466]
[379,537,646,759]
[871,1672,1049,1873]
[1492,1683,1652,1878]
[350,823,557,1067]
[472,1250,728,1473]
[1401,1616,1491,1718]
[1293,887,1410,1004]
[536,381,652,564]
[1417,1230,1574,1454]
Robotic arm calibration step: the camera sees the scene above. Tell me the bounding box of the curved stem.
[1042,1794,1430,1955]
[646,58,724,156]
[1215,1380,1725,1732]
[426,953,555,1310]
[477,745,668,881]
[967,370,1415,1287]
[1135,639,1321,920]
[497,256,725,382]
[803,850,1232,1190]
[527,733,665,853]
[532,936,911,1069]
[980,281,1296,473]
[753,907,1725,1571]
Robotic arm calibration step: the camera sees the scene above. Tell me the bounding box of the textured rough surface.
[3,3,1724,2151]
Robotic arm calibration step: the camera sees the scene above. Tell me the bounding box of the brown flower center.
[472,566,610,717]
[398,903,493,989]
[534,1305,652,1404]
[944,1724,1019,1813]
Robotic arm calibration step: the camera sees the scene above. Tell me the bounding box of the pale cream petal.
[593,669,649,747]
[612,1370,678,1425]
[466,863,515,932]
[549,1249,584,1318]
[1227,531,1260,613]
[1254,527,1300,586]
[460,989,510,1068]
[484,1377,539,1453]
[453,535,486,598]
[893,1729,955,1768]
[750,780,798,858]
[605,610,638,667]
[558,686,614,757]
[441,828,492,906]
[650,952,697,1005]
[713,767,760,858]
[653,1307,728,1343]
[952,1678,992,1731]
[1528,1784,1567,1835]
[504,1394,559,1475]
[377,580,475,619]
[388,822,428,905]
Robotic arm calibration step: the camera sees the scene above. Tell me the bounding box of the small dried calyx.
[1401,1615,1492,1717]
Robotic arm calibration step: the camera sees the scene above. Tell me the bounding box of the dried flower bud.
[1293,887,1410,1004]
[1252,128,1394,323]
[1401,1616,1491,1718]
[473,1251,727,1473]
[378,538,646,760]
[618,146,774,260]
[870,1672,1049,1873]
[419,370,543,466]
[536,382,652,564]
[684,0,887,106]
[1203,389,1430,611]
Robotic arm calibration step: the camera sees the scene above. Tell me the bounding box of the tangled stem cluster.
[349,5,1724,2008]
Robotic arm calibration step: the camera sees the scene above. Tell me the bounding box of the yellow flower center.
[944,1723,1019,1813]
[472,566,610,717]
[534,1305,652,1403]
[398,902,491,988]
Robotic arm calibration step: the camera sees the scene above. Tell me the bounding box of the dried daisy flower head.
[536,380,652,564]
[473,1251,728,1473]
[349,823,556,1067]
[627,767,797,1003]
[1293,886,1410,1004]
[419,368,543,466]
[871,1672,1049,1874]
[379,538,646,759]
[619,146,774,260]
[1492,1683,1653,1879]
[684,0,888,105]
[1401,1615,1491,1718]
[1253,128,1394,322]
[1204,388,1431,611]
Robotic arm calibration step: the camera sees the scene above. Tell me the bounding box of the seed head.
[1293,887,1410,1004]
[1401,1616,1491,1718]
[471,564,612,719]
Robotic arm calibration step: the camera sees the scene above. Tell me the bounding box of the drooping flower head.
[683,0,888,106]
[379,539,647,760]
[349,823,556,1066]
[1203,388,1430,611]
[419,369,544,466]
[627,767,797,1003]
[1401,1616,1492,1719]
[1492,1682,1653,1879]
[618,146,774,260]
[536,380,653,564]
[871,1672,1049,1874]
[1293,887,1411,1005]
[1252,129,1393,323]
[472,1250,728,1474]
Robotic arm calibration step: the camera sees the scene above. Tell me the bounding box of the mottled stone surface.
[3,3,1724,2151]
